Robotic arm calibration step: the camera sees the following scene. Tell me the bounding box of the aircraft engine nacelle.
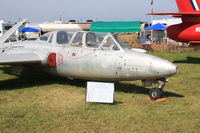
[167,23,200,43]
[47,53,63,67]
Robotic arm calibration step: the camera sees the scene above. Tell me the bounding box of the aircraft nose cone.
[151,59,178,77]
[167,63,178,75]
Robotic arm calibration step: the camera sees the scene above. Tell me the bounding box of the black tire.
[149,88,164,100]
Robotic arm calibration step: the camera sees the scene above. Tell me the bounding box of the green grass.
[0,51,200,133]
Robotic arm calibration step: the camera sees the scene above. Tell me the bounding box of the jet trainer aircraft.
[0,19,178,100]
[149,0,200,48]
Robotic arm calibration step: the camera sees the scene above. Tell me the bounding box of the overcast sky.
[0,0,177,22]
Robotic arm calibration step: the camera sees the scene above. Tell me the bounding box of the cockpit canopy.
[38,31,73,45]
[37,31,129,51]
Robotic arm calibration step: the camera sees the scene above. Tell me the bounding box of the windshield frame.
[97,33,125,51]
[112,34,131,50]
[82,32,107,49]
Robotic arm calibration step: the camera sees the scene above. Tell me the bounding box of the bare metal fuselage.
[0,31,177,83]
[55,48,177,81]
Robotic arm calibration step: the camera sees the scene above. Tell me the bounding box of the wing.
[148,12,200,17]
[0,19,27,44]
[0,44,49,66]
[0,52,42,65]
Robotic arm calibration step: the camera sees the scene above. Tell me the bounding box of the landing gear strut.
[149,79,167,100]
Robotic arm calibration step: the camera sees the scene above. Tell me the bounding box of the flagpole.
[151,0,153,22]
[150,0,154,43]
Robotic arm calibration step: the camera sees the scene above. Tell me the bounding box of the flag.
[151,0,153,5]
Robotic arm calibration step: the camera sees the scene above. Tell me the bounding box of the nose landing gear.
[149,88,164,100]
[149,79,167,100]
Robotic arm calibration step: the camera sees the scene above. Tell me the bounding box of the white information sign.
[86,82,114,103]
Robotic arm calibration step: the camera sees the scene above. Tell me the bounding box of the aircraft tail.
[148,0,200,22]
[176,0,200,12]
[0,18,27,44]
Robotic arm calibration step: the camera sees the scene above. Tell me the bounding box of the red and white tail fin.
[148,0,200,19]
[177,0,200,12]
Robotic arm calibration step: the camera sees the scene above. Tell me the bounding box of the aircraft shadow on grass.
[0,66,184,98]
[173,56,200,64]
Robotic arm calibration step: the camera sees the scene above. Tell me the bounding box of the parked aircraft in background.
[150,0,200,47]
[0,19,178,100]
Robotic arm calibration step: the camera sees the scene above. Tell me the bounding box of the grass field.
[0,52,200,133]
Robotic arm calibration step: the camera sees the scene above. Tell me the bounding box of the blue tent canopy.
[19,27,40,32]
[145,23,166,31]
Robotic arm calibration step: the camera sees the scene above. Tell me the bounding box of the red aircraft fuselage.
[167,23,200,43]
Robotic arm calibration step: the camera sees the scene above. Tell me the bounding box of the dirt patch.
[118,34,196,52]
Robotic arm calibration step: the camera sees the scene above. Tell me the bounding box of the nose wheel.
[149,79,166,100]
[149,88,164,100]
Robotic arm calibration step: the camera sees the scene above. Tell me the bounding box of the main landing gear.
[149,79,167,100]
